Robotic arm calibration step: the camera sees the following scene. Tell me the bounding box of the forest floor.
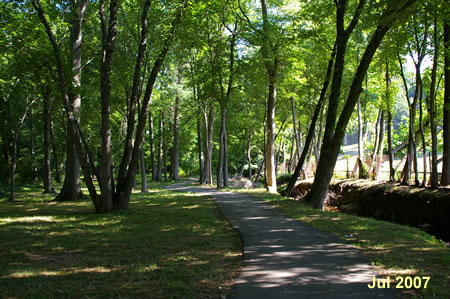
[231,187,449,298]
[0,180,241,298]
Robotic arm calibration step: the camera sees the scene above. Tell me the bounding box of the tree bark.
[9,98,35,201]
[374,110,384,180]
[217,107,225,188]
[149,111,156,180]
[99,0,119,211]
[386,62,395,182]
[285,41,336,197]
[428,15,438,188]
[33,0,100,210]
[51,0,89,202]
[303,0,415,208]
[140,147,148,192]
[28,104,38,182]
[113,1,186,209]
[369,108,381,176]
[419,80,427,187]
[156,113,163,181]
[260,0,279,193]
[204,105,214,184]
[441,21,449,186]
[42,88,53,193]
[163,120,168,181]
[172,95,180,181]
[197,112,204,183]
[49,122,61,184]
[291,96,301,161]
[387,111,395,181]
[117,0,152,183]
[247,129,253,179]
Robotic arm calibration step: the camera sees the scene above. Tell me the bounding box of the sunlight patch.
[0,216,61,225]
[182,205,199,209]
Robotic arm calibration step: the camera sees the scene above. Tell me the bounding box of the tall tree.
[305,0,417,208]
[33,0,100,210]
[53,0,89,202]
[441,21,450,185]
[259,0,279,193]
[8,97,35,201]
[99,0,119,211]
[42,85,54,193]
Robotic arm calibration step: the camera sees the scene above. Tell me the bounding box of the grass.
[0,180,242,298]
[229,187,449,298]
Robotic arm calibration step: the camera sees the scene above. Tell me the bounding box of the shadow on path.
[165,180,395,298]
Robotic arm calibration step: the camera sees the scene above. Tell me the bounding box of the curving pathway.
[165,180,395,298]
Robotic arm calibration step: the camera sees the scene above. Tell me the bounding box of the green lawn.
[236,188,449,298]
[0,181,241,298]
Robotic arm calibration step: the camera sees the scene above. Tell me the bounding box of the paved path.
[165,180,395,298]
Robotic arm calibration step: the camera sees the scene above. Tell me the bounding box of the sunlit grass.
[236,189,449,298]
[0,181,241,298]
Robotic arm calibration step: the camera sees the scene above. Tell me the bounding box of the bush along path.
[165,180,394,298]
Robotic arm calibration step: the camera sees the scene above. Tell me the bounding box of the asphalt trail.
[165,180,395,298]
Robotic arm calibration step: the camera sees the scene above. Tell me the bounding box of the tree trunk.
[42,89,53,193]
[53,0,89,202]
[357,93,366,178]
[387,111,395,181]
[197,112,204,183]
[149,111,156,180]
[140,148,148,192]
[260,0,279,193]
[253,160,264,187]
[285,41,336,197]
[398,54,417,185]
[204,105,214,184]
[98,0,119,211]
[172,96,180,181]
[370,108,381,176]
[419,79,427,187]
[265,67,278,193]
[9,98,35,201]
[374,110,384,180]
[217,106,225,188]
[117,0,151,183]
[307,1,366,207]
[442,21,450,185]
[113,3,186,209]
[156,113,163,181]
[247,129,253,179]
[222,110,229,187]
[163,121,168,181]
[9,137,17,202]
[304,0,413,208]
[385,61,395,182]
[28,104,38,182]
[49,115,61,183]
[291,96,300,161]
[428,16,438,188]
[34,0,101,210]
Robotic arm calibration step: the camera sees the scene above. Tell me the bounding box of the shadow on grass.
[0,186,241,298]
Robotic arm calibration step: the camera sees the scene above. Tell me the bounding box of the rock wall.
[292,180,450,242]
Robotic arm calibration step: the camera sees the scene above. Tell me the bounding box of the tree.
[8,96,35,201]
[305,0,417,209]
[52,0,89,202]
[441,20,450,185]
